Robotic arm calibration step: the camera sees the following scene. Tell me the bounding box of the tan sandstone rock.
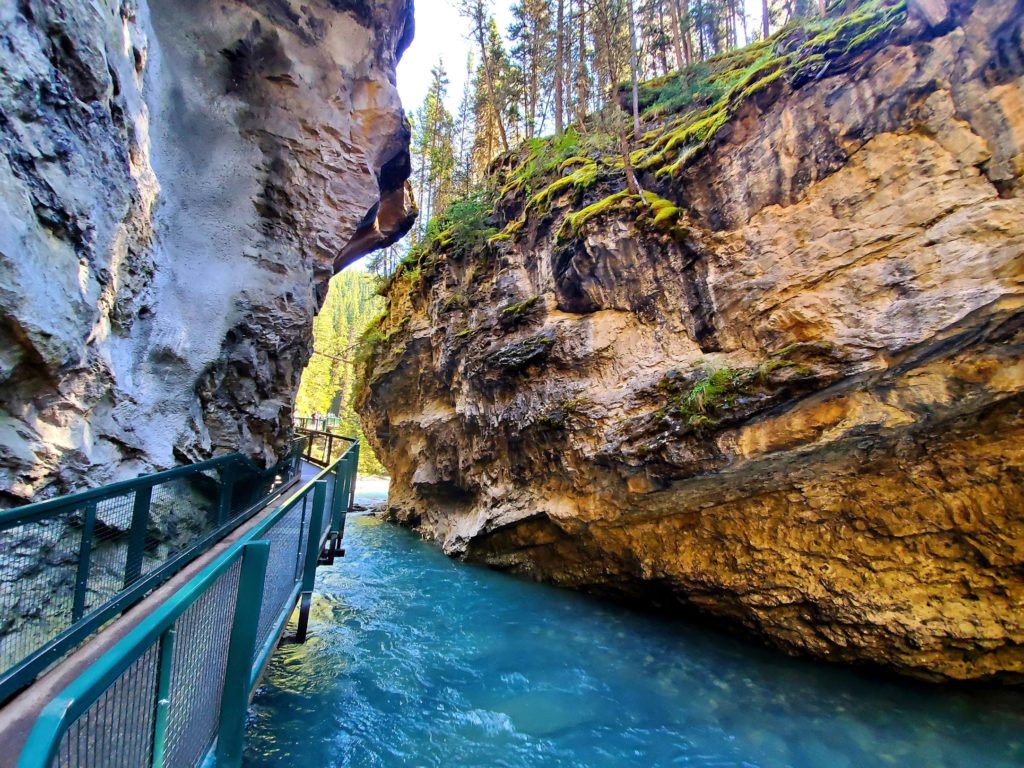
[359,0,1024,681]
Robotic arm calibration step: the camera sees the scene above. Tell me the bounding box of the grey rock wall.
[0,0,415,504]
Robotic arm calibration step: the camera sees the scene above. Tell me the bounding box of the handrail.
[18,442,359,768]
[0,454,229,527]
[0,438,305,529]
[295,427,357,469]
[0,436,307,706]
[293,414,343,432]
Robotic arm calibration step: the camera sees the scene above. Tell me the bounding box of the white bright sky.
[397,0,513,114]
[396,0,767,115]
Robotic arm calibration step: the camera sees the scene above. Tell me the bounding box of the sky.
[397,0,514,115]
[396,0,766,116]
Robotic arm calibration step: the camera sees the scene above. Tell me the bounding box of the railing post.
[347,442,360,512]
[215,541,270,768]
[217,460,236,525]
[330,454,349,536]
[294,481,326,643]
[151,626,176,768]
[71,502,97,622]
[124,482,152,588]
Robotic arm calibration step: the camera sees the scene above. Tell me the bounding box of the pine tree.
[508,0,555,139]
[460,0,511,152]
[554,0,565,134]
[454,55,477,194]
[294,270,388,475]
[411,61,457,241]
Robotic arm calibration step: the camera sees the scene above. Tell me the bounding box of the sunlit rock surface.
[360,0,1024,681]
[0,0,415,502]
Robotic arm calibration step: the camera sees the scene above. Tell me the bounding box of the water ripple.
[245,513,1024,767]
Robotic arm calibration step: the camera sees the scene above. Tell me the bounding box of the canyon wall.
[0,0,414,504]
[360,0,1024,681]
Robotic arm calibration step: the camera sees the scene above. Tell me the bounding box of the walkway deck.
[1,446,356,768]
[0,470,306,758]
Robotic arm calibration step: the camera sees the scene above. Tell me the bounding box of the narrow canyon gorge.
[2,0,1022,687]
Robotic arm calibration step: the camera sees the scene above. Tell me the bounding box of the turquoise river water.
[244,483,1024,768]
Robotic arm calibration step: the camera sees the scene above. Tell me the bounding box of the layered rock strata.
[0,0,414,503]
[359,0,1024,680]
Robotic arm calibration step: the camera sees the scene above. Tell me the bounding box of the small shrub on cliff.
[415,193,498,263]
[353,315,386,368]
[657,349,832,434]
[499,296,539,326]
[657,363,751,433]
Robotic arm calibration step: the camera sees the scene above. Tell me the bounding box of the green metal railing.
[293,414,342,432]
[296,427,359,470]
[0,439,306,707]
[18,441,359,768]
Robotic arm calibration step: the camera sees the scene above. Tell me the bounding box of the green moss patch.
[657,351,828,434]
[558,191,632,240]
[440,292,469,313]
[499,296,540,325]
[498,129,586,200]
[525,158,599,215]
[632,0,907,177]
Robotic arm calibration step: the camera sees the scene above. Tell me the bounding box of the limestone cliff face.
[360,0,1024,681]
[0,0,414,503]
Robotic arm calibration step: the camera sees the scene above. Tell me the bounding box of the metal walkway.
[0,432,359,768]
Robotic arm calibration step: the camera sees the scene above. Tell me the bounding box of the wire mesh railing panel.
[327,439,346,467]
[0,509,83,676]
[310,434,328,465]
[0,445,308,705]
[252,500,307,658]
[84,492,135,614]
[162,559,241,768]
[54,642,160,768]
[143,477,217,578]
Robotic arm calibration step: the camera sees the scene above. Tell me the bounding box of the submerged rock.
[0,0,415,503]
[359,0,1024,681]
